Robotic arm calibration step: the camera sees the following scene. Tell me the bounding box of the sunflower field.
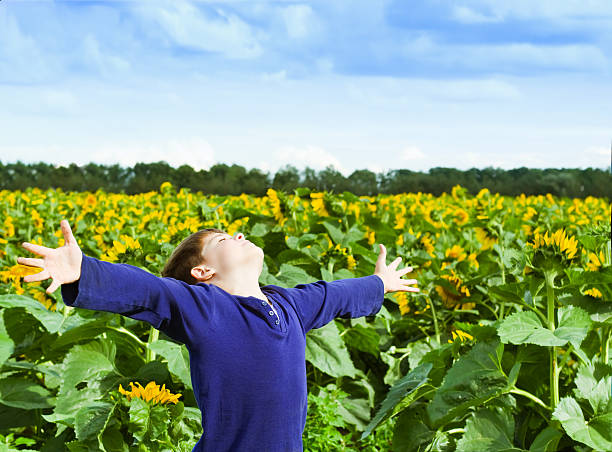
[0,182,611,451]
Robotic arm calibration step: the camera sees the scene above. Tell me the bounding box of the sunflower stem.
[428,296,440,345]
[544,270,559,409]
[510,387,551,411]
[603,326,611,365]
[146,325,159,362]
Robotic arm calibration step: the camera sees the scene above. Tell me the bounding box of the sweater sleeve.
[284,274,385,333]
[60,251,215,345]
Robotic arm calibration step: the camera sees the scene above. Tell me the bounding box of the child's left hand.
[373,243,419,294]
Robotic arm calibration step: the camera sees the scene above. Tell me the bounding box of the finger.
[16,256,45,268]
[376,244,386,263]
[397,285,420,292]
[389,256,402,270]
[46,279,60,294]
[400,278,418,285]
[24,269,50,283]
[21,242,51,257]
[397,266,413,276]
[61,219,77,246]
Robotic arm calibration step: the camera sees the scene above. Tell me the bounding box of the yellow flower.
[467,252,479,269]
[394,291,411,316]
[474,227,497,251]
[586,250,605,272]
[453,208,469,226]
[448,329,474,343]
[435,269,472,310]
[118,381,182,405]
[160,181,173,193]
[527,228,580,260]
[584,287,602,298]
[266,188,284,223]
[310,192,329,216]
[445,244,467,262]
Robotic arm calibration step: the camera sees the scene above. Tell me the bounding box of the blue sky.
[1,0,611,176]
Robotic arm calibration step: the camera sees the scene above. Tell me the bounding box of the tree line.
[1,160,610,199]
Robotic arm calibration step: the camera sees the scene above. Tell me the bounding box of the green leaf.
[528,426,563,452]
[574,361,612,415]
[42,340,118,426]
[305,321,358,378]
[427,340,510,427]
[456,407,525,452]
[391,405,436,452]
[341,324,380,357]
[498,311,565,346]
[360,362,433,440]
[0,377,55,409]
[553,396,612,451]
[148,340,192,390]
[74,401,115,441]
[275,263,318,286]
[0,315,14,365]
[0,294,65,333]
[554,305,593,349]
[128,397,150,443]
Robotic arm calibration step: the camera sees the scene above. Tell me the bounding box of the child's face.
[201,231,263,278]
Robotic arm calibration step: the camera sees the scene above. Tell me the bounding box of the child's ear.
[192,264,215,282]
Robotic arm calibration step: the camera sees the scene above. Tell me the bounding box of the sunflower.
[118,381,181,405]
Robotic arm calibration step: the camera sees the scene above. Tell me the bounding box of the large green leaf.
[42,339,119,428]
[528,426,563,452]
[553,396,612,451]
[305,321,358,378]
[0,314,14,365]
[498,311,562,346]
[148,340,192,390]
[554,305,593,349]
[0,377,55,409]
[74,401,115,441]
[275,263,318,286]
[427,340,510,427]
[341,324,380,357]
[128,397,151,443]
[456,407,525,452]
[573,361,612,415]
[497,308,591,347]
[360,362,433,439]
[392,404,452,452]
[0,294,65,333]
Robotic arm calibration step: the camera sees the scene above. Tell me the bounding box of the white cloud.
[344,76,521,106]
[5,137,217,172]
[131,0,264,59]
[0,9,51,83]
[401,146,426,160]
[585,145,610,156]
[40,89,79,113]
[460,1,612,21]
[281,4,315,39]
[261,69,287,82]
[89,137,217,171]
[452,6,503,23]
[257,145,350,176]
[81,34,131,77]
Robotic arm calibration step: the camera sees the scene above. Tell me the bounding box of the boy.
[18,219,419,451]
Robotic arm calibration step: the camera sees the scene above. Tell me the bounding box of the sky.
[1,0,611,177]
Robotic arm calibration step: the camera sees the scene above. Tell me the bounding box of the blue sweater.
[60,252,386,452]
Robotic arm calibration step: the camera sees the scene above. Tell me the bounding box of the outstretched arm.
[18,220,212,345]
[284,243,419,333]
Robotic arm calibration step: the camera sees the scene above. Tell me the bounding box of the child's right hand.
[17,219,83,294]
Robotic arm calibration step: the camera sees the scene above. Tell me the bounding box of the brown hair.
[161,227,226,284]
